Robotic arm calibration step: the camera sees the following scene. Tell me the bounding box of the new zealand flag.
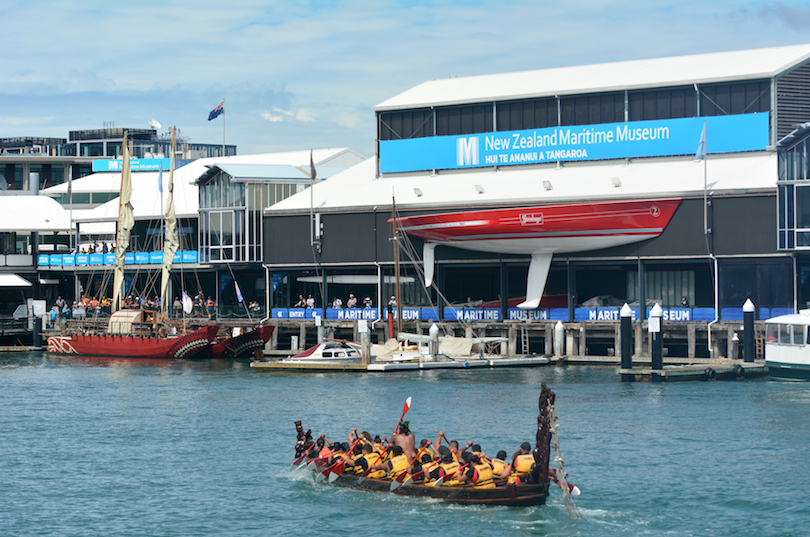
[208,101,224,121]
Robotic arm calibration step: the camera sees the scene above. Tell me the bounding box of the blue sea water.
[1,353,808,536]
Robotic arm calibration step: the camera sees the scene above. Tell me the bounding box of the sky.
[2,0,810,158]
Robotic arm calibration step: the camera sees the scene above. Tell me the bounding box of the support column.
[500,260,509,322]
[567,261,576,323]
[687,323,696,359]
[638,258,647,322]
[321,269,328,319]
[508,324,517,356]
[545,323,553,355]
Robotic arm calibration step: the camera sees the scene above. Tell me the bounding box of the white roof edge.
[374,44,810,111]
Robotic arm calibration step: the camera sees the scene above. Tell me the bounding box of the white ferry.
[765,310,810,380]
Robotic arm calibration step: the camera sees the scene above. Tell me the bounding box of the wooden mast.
[392,196,402,336]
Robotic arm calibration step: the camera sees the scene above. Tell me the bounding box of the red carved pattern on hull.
[47,325,219,359]
[394,199,681,242]
[205,325,275,358]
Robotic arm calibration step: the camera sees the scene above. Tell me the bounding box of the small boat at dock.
[765,310,810,380]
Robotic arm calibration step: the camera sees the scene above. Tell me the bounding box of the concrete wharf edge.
[618,360,768,381]
[250,356,550,372]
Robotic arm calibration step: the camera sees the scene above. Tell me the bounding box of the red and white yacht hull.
[393,199,680,309]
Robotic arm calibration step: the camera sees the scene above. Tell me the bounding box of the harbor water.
[1,352,808,536]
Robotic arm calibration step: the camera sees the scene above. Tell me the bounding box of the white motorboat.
[765,310,810,380]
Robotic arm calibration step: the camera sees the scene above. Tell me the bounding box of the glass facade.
[377,80,771,141]
[778,135,810,250]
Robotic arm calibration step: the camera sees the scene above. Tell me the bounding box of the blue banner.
[92,158,171,173]
[379,113,769,173]
[442,308,502,321]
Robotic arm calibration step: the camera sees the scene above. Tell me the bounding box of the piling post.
[650,303,663,382]
[743,299,755,362]
[620,303,634,382]
[554,321,564,357]
[545,323,553,355]
[315,315,323,344]
[299,323,306,350]
[508,324,517,356]
[429,322,439,357]
[359,320,370,364]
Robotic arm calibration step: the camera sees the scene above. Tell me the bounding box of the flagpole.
[222,98,225,156]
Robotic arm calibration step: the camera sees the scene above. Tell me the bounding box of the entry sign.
[649,317,661,333]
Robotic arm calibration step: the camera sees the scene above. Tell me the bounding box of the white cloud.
[261,108,293,122]
[296,108,317,122]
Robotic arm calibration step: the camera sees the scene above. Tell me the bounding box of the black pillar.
[567,261,576,323]
[638,258,646,321]
[321,269,328,318]
[743,299,755,362]
[500,261,509,321]
[621,306,634,381]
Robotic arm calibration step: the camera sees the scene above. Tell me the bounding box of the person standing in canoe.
[391,421,416,462]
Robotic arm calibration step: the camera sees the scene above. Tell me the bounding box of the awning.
[0,274,33,287]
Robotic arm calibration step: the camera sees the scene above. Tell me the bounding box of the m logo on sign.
[457,137,479,166]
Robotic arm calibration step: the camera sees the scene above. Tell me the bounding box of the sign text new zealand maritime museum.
[379,113,769,174]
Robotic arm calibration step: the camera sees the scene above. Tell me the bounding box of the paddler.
[507,442,536,484]
[432,430,459,462]
[428,446,460,484]
[391,421,416,462]
[342,443,378,474]
[456,453,495,488]
[490,450,509,478]
[366,445,409,479]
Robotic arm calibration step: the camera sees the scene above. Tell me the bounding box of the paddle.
[360,396,412,478]
[390,441,434,491]
[290,436,322,471]
[327,437,363,483]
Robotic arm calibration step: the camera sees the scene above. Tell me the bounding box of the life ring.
[733,364,745,379]
[704,367,716,381]
[158,325,169,338]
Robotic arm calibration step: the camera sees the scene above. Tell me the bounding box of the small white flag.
[158,165,163,193]
[182,291,193,314]
[695,121,707,161]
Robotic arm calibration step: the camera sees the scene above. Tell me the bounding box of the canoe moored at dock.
[47,323,219,359]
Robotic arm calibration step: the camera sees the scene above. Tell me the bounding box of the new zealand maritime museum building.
[263,44,810,337]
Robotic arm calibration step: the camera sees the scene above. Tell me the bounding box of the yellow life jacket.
[435,460,460,485]
[472,462,495,488]
[490,458,507,477]
[513,453,534,476]
[353,453,378,474]
[387,454,409,479]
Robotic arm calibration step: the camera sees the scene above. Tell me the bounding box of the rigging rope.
[549,403,581,519]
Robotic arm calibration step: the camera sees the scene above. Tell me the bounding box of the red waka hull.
[204,325,276,358]
[47,325,219,359]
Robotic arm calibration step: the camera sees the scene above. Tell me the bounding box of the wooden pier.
[618,360,768,382]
